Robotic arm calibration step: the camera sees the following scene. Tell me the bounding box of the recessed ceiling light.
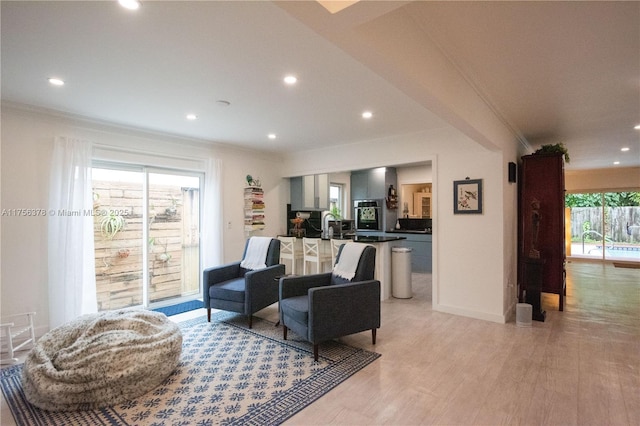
[186,114,197,121]
[362,111,373,119]
[268,134,277,140]
[613,161,620,165]
[634,124,640,130]
[118,0,141,10]
[283,75,297,85]
[48,78,65,86]
[621,147,630,152]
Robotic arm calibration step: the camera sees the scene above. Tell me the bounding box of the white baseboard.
[433,303,507,324]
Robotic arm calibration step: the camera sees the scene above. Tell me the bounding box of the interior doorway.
[400,183,432,218]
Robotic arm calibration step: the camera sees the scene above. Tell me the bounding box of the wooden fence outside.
[569,207,640,244]
[93,180,200,311]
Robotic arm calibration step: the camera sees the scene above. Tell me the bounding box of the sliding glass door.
[566,193,604,260]
[603,192,640,261]
[92,165,202,310]
[147,171,201,306]
[566,192,640,262]
[92,167,144,310]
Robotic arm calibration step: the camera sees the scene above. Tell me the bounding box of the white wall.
[566,167,640,192]
[0,106,285,334]
[397,164,432,184]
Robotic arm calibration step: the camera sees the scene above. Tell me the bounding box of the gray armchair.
[279,244,379,361]
[203,237,285,328]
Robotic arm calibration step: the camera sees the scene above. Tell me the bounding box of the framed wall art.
[453,178,483,214]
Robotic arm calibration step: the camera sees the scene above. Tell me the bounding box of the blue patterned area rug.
[1,312,380,425]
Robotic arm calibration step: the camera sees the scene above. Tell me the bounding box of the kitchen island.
[384,231,432,273]
[348,235,405,300]
[349,230,432,273]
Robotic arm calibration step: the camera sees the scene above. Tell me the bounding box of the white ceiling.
[2,1,638,171]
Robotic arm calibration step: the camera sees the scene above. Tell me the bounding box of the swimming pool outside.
[570,242,640,261]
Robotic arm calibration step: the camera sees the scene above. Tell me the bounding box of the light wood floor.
[2,261,638,425]
[283,261,640,425]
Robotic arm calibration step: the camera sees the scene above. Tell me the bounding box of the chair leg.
[283,325,288,340]
[313,344,319,362]
[207,308,211,322]
[248,315,253,329]
[372,328,377,344]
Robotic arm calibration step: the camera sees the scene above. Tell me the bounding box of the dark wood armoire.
[518,152,566,312]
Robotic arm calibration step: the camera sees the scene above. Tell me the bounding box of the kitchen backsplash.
[398,218,432,230]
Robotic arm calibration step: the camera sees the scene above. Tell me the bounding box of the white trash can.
[516,303,533,327]
[392,247,413,299]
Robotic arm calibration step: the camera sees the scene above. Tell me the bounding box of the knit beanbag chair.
[21,308,182,411]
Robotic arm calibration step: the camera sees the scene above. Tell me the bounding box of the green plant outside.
[329,205,342,220]
[565,192,640,207]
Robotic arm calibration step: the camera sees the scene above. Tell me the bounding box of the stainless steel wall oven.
[354,200,382,230]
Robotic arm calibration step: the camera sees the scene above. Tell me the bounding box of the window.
[330,183,345,218]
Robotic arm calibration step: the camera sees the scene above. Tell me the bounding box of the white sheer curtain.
[202,158,224,267]
[48,137,97,329]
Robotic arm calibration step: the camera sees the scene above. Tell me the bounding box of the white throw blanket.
[240,236,273,270]
[21,308,182,411]
[333,242,368,281]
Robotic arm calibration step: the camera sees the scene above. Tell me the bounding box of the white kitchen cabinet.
[291,174,329,210]
[413,192,432,218]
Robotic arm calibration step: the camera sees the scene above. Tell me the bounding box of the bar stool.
[330,239,345,267]
[302,237,332,274]
[278,236,303,275]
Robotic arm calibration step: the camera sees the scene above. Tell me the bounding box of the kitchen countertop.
[325,234,407,242]
[350,235,406,243]
[280,234,405,242]
[386,229,432,234]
